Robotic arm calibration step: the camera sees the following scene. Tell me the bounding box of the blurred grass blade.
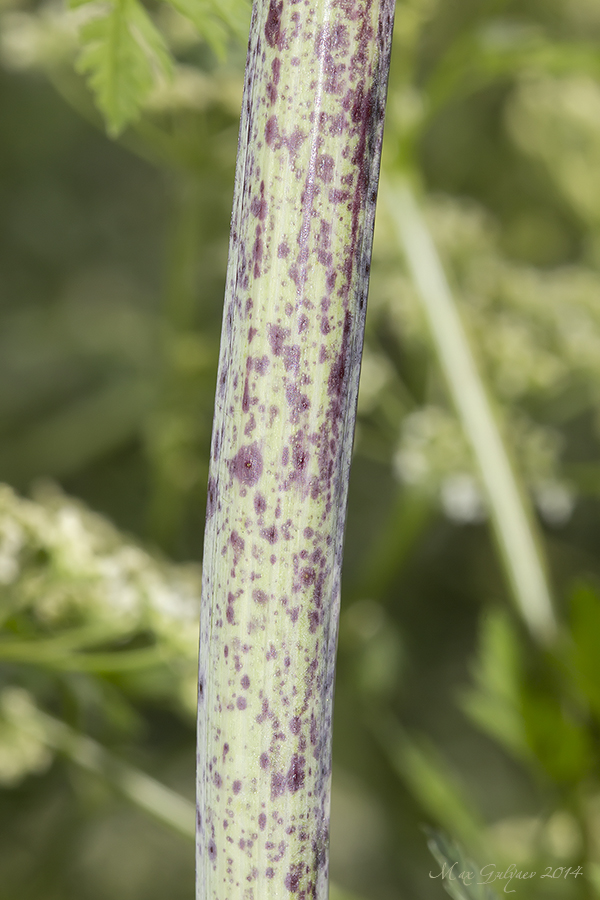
[384,176,556,646]
[426,828,499,900]
[14,699,197,839]
[0,377,154,483]
[371,713,486,856]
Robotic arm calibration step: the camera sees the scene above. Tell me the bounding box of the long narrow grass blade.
[385,177,556,645]
[16,701,197,839]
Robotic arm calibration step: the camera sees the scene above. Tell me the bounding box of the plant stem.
[385,177,557,646]
[196,0,394,897]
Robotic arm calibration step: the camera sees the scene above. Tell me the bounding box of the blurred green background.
[2,0,600,897]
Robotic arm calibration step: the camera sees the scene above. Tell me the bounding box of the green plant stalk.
[385,177,557,646]
[35,707,197,838]
[196,0,394,897]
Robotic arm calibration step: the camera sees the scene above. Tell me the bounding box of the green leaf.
[75,0,172,136]
[568,582,600,721]
[519,680,592,784]
[461,609,529,761]
[425,829,500,900]
[167,0,248,58]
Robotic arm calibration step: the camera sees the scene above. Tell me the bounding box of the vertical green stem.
[196,1,394,897]
[385,176,557,646]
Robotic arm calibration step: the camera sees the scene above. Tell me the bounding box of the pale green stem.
[384,176,557,646]
[197,0,395,897]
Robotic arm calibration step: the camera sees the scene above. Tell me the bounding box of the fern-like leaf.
[75,0,172,135]
[71,0,249,133]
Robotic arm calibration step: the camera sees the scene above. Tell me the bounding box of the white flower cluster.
[365,194,590,524]
[0,688,53,787]
[0,484,201,718]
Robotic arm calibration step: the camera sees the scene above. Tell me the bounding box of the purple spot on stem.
[265,0,282,48]
[230,443,263,486]
[271,771,285,799]
[285,864,302,892]
[267,324,290,356]
[287,754,305,792]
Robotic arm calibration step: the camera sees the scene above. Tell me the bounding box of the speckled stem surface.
[196,0,394,896]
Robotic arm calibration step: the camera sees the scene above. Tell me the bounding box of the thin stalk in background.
[197,0,394,897]
[385,176,557,646]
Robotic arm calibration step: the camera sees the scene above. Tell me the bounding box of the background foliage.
[1,0,600,897]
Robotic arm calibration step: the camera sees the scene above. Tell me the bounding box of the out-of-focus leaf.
[568,583,600,720]
[426,828,499,900]
[0,377,155,483]
[520,680,592,785]
[425,22,600,116]
[166,0,249,58]
[373,714,486,856]
[75,0,172,135]
[461,610,529,761]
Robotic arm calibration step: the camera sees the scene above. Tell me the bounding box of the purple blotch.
[208,840,217,861]
[316,153,334,183]
[266,115,278,146]
[237,696,247,710]
[250,195,267,220]
[261,525,278,544]
[287,754,305,792]
[285,864,302,892]
[241,674,250,689]
[259,812,267,831]
[271,771,285,799]
[254,493,267,514]
[206,477,218,519]
[292,442,309,471]
[283,345,300,374]
[264,0,282,48]
[285,383,310,422]
[230,443,263,486]
[260,753,270,769]
[253,588,268,604]
[233,780,242,794]
[267,323,290,356]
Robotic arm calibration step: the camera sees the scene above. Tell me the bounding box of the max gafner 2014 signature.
[430,861,583,894]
